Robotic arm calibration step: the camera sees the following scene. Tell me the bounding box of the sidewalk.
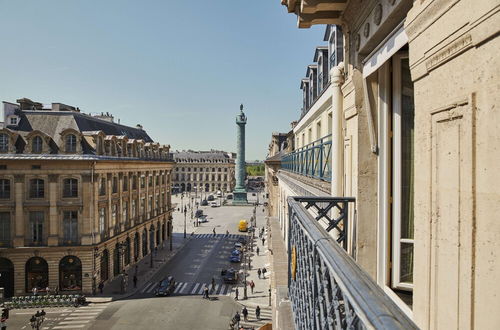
[88,233,190,303]
[232,207,273,329]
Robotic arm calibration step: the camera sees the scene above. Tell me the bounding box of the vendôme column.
[233,104,248,204]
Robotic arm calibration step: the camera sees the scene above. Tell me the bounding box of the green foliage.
[246,164,265,176]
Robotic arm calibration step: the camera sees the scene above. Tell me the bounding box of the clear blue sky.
[0,0,324,160]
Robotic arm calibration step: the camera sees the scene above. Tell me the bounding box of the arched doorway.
[142,229,148,256]
[162,223,166,241]
[180,183,185,192]
[100,249,109,282]
[187,183,191,192]
[59,256,82,292]
[124,237,131,266]
[25,257,48,293]
[134,232,139,261]
[0,258,14,298]
[113,243,121,276]
[205,183,209,192]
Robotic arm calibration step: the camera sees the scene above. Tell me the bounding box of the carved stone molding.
[425,34,473,72]
[14,174,25,183]
[374,4,383,25]
[363,22,370,38]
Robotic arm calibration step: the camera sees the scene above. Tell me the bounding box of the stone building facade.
[172,150,235,194]
[0,98,174,297]
[273,1,499,329]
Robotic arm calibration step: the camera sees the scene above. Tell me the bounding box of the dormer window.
[0,134,9,153]
[32,136,43,153]
[9,117,18,125]
[65,134,77,153]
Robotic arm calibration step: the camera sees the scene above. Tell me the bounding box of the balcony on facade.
[282,134,331,182]
[286,196,417,330]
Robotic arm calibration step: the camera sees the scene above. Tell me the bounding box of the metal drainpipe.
[330,63,345,199]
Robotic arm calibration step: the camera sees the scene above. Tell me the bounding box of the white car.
[197,215,208,223]
[210,201,219,207]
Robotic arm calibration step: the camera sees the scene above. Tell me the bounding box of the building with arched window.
[172,150,235,194]
[0,98,175,296]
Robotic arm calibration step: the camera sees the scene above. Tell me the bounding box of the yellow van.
[238,220,248,232]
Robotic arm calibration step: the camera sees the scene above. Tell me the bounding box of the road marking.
[64,316,95,320]
[213,284,220,293]
[197,285,206,295]
[190,283,200,294]
[53,325,86,329]
[179,282,188,293]
[67,312,99,316]
[141,282,154,293]
[59,320,90,324]
[146,283,157,293]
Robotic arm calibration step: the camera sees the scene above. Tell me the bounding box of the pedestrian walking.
[203,285,209,299]
[45,286,50,296]
[256,306,261,320]
[98,281,104,294]
[226,230,229,236]
[262,237,265,246]
[133,275,138,288]
[211,277,216,292]
[213,227,216,237]
[250,280,255,294]
[234,311,241,328]
[257,268,262,279]
[242,306,249,321]
[235,287,239,300]
[262,267,267,278]
[32,287,38,296]
[256,247,260,256]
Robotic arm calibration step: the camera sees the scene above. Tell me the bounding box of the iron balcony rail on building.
[287,196,418,330]
[282,134,332,182]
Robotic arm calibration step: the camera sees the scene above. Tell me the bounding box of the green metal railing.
[282,134,332,182]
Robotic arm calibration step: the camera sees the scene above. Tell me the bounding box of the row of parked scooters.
[4,294,86,309]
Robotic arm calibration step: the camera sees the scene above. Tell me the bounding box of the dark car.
[195,209,204,218]
[222,269,238,284]
[154,276,176,296]
[201,199,208,206]
[229,250,241,263]
[237,236,247,245]
[207,195,215,201]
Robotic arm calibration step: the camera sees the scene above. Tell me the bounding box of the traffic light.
[1,308,8,319]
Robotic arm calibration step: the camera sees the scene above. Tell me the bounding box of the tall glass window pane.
[0,212,11,246]
[63,211,78,244]
[32,136,43,153]
[66,134,77,153]
[63,178,78,197]
[0,179,10,199]
[0,134,8,152]
[29,211,44,244]
[30,179,44,198]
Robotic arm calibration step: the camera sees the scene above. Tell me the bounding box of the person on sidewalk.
[250,280,255,294]
[133,275,138,288]
[203,285,209,299]
[256,247,260,256]
[242,306,248,321]
[98,281,104,294]
[256,306,261,320]
[235,287,239,300]
[226,230,229,236]
[262,237,265,246]
[234,311,241,328]
[213,228,216,237]
[262,267,267,279]
[211,277,216,292]
[257,268,261,279]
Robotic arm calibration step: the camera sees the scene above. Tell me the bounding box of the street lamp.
[30,310,45,330]
[183,206,187,238]
[243,252,248,300]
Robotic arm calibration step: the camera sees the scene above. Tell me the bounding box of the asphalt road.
[7,193,265,330]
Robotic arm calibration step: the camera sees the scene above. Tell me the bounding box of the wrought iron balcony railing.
[287,196,418,330]
[282,134,332,182]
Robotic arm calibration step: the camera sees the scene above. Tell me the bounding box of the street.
[7,192,270,330]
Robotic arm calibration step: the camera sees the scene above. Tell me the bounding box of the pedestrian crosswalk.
[139,280,234,296]
[191,233,245,239]
[44,303,110,329]
[237,305,273,329]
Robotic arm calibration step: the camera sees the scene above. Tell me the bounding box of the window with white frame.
[63,211,78,244]
[65,134,77,153]
[123,201,128,223]
[32,136,43,153]
[99,208,105,234]
[0,134,9,152]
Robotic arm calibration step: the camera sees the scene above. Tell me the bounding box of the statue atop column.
[233,104,248,205]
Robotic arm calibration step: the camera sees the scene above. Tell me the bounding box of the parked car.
[154,276,176,296]
[221,268,238,284]
[229,251,241,263]
[195,209,204,218]
[207,195,215,201]
[197,215,208,223]
[210,201,219,207]
[237,236,247,245]
[234,242,243,251]
[226,194,233,200]
[201,199,208,206]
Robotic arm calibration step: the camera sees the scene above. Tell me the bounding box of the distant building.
[0,98,174,297]
[172,150,235,194]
